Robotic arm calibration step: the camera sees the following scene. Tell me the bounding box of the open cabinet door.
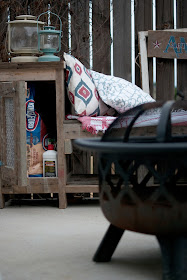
[0,81,27,208]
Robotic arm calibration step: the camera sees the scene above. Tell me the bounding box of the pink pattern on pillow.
[64,52,114,116]
[74,63,82,75]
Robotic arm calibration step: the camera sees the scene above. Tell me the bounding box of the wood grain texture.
[148,30,187,59]
[156,0,174,101]
[71,0,90,68]
[113,0,131,81]
[70,0,91,176]
[92,0,111,74]
[15,81,27,187]
[138,31,150,94]
[55,69,67,208]
[135,0,153,88]
[177,0,187,100]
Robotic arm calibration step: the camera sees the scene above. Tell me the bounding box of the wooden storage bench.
[0,62,100,209]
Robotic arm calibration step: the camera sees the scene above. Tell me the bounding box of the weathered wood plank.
[63,120,103,139]
[0,82,18,188]
[135,0,153,88]
[0,86,5,169]
[0,83,15,207]
[2,184,59,194]
[113,0,131,81]
[67,174,99,184]
[156,60,174,101]
[0,70,56,82]
[29,177,58,185]
[71,0,90,68]
[0,63,65,82]
[0,186,5,208]
[177,1,187,100]
[64,139,73,154]
[65,185,99,193]
[92,0,111,74]
[15,81,27,187]
[0,4,8,62]
[156,0,174,101]
[70,0,91,175]
[148,30,187,59]
[55,68,67,208]
[0,82,15,97]
[92,0,110,175]
[66,173,99,193]
[0,151,4,208]
[1,166,17,185]
[0,62,65,70]
[138,31,150,93]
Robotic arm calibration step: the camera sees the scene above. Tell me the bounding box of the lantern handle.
[37,11,62,35]
[37,11,62,53]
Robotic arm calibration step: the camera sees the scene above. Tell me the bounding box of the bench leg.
[93,224,125,262]
[157,235,187,280]
[0,177,5,209]
[0,190,5,209]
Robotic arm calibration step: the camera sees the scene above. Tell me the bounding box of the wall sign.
[148,30,187,59]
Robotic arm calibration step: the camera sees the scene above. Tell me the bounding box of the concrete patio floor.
[0,198,162,280]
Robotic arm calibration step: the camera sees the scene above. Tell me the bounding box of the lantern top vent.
[9,15,44,25]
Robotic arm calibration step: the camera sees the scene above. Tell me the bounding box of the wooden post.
[0,85,3,208]
[55,68,67,209]
[138,31,150,94]
[0,99,4,206]
[0,179,5,209]
[15,81,27,187]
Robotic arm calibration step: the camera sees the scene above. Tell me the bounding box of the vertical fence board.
[92,0,111,174]
[177,0,187,100]
[135,0,153,89]
[113,0,131,81]
[0,4,8,62]
[61,1,69,54]
[156,0,174,101]
[92,0,111,74]
[71,0,90,68]
[70,0,91,175]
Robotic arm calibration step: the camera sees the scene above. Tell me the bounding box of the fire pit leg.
[93,224,124,262]
[157,235,187,280]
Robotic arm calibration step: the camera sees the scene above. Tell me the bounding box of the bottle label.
[44,160,56,177]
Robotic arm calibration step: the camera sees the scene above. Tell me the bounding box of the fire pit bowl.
[74,100,187,280]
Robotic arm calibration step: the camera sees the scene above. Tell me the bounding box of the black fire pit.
[74,100,187,280]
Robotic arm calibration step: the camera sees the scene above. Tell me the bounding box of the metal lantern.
[7,15,44,62]
[37,11,62,62]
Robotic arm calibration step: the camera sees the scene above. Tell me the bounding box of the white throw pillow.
[89,70,155,113]
[64,53,114,116]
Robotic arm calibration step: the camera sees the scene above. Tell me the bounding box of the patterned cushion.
[89,70,155,113]
[64,53,113,116]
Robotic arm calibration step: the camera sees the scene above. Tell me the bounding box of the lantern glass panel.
[40,34,59,51]
[10,24,42,53]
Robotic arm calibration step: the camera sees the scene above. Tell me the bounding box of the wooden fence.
[0,0,187,178]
